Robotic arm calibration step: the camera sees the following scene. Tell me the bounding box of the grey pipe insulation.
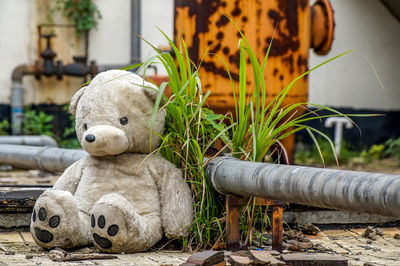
[0,135,58,147]
[0,145,398,218]
[0,144,87,173]
[205,156,400,218]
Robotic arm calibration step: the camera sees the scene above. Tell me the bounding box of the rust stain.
[231,0,241,17]
[272,204,284,252]
[174,0,311,135]
[226,194,241,251]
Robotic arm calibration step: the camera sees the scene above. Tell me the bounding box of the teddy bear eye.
[120,117,128,125]
[83,123,88,130]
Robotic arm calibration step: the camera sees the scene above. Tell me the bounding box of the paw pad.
[38,207,46,221]
[49,215,60,228]
[34,227,53,243]
[32,207,61,243]
[93,233,112,249]
[107,225,119,236]
[91,214,119,249]
[98,215,106,228]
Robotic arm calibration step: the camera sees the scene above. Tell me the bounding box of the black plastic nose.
[85,134,96,143]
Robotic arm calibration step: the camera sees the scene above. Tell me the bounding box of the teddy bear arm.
[52,160,84,194]
[154,160,194,239]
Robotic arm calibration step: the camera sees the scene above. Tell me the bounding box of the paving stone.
[228,255,252,265]
[0,232,23,242]
[19,232,34,243]
[183,250,224,265]
[281,253,348,266]
[250,250,285,265]
[307,229,400,266]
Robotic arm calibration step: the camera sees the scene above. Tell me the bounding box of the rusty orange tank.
[173,0,334,163]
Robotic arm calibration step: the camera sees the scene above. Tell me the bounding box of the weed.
[138,31,230,250]
[55,0,102,36]
[384,137,400,159]
[296,137,359,165]
[0,120,10,135]
[59,105,81,149]
[22,108,54,136]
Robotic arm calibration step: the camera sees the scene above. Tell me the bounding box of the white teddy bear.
[30,70,193,253]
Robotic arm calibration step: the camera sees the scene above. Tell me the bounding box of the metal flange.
[311,0,335,55]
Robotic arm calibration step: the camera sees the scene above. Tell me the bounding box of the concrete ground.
[0,232,191,265]
[307,227,400,266]
[1,227,400,265]
[1,168,400,265]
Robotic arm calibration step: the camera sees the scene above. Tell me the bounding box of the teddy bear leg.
[90,193,163,253]
[30,190,91,249]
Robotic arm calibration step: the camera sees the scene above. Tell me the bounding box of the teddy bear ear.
[69,86,87,114]
[143,87,159,102]
[142,79,166,104]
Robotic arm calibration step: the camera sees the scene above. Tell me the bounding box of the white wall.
[0,0,36,104]
[309,0,400,111]
[0,0,174,105]
[1,0,398,111]
[89,0,131,65]
[140,0,174,76]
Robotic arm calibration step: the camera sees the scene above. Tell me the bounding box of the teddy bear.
[30,70,193,253]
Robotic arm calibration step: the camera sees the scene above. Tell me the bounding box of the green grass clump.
[138,31,231,250]
[384,137,400,159]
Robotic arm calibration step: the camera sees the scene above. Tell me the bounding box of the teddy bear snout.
[82,125,129,156]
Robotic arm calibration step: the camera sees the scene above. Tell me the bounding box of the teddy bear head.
[69,70,166,156]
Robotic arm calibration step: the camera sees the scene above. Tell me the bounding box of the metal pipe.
[11,64,36,135]
[0,144,87,173]
[0,135,58,147]
[131,0,141,64]
[10,81,24,135]
[206,156,400,218]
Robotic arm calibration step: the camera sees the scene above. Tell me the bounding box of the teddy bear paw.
[90,203,129,252]
[31,206,61,243]
[30,190,86,249]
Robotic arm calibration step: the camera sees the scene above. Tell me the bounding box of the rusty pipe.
[206,156,400,218]
[11,64,37,82]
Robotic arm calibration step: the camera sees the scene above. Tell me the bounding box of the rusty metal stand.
[226,195,241,251]
[226,194,284,252]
